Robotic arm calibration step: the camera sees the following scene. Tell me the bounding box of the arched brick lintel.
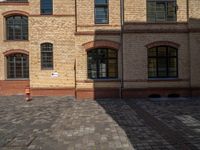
[145,41,180,49]
[2,10,29,17]
[82,40,120,51]
[3,49,29,56]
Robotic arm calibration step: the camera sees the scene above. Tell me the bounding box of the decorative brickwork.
[145,41,180,49]
[2,10,29,16]
[3,49,29,56]
[82,40,120,51]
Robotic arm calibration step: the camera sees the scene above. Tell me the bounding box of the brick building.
[0,0,199,99]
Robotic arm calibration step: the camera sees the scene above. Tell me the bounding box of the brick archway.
[2,10,29,17]
[3,49,29,56]
[145,41,180,49]
[82,40,120,51]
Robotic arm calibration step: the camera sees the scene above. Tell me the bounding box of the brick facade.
[0,0,200,99]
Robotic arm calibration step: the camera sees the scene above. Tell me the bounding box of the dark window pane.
[148,46,178,78]
[95,0,108,24]
[147,0,176,22]
[157,47,167,56]
[157,58,167,77]
[168,47,177,56]
[6,16,28,40]
[41,0,53,15]
[41,43,53,69]
[95,0,108,4]
[7,53,29,79]
[148,58,157,77]
[95,7,108,24]
[87,48,117,79]
[148,48,157,57]
[168,58,177,77]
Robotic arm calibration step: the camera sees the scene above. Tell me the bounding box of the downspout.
[120,0,124,99]
[74,0,77,98]
[75,0,77,33]
[74,59,77,99]
[186,0,192,96]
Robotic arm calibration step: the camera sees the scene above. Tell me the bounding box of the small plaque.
[51,72,59,78]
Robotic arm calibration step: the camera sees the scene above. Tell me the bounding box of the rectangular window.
[95,0,109,24]
[147,0,176,22]
[41,0,53,15]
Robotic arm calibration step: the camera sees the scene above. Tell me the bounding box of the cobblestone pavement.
[0,96,199,150]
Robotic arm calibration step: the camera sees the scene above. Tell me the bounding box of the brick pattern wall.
[0,0,199,98]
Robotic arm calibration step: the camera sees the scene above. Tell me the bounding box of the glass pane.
[108,59,117,78]
[148,58,157,78]
[167,1,176,21]
[168,47,177,56]
[157,58,167,77]
[168,58,177,77]
[156,2,166,21]
[95,7,108,24]
[98,59,107,78]
[108,49,117,58]
[95,0,108,4]
[148,48,157,57]
[157,47,167,56]
[147,1,156,22]
[88,52,97,79]
[98,48,107,58]
[41,0,53,15]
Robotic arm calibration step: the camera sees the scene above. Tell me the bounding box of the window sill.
[40,14,53,16]
[6,78,29,81]
[41,68,54,71]
[84,79,120,83]
[0,2,29,5]
[146,21,178,24]
[148,78,181,82]
[4,40,29,42]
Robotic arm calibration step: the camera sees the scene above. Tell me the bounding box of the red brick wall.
[0,80,30,96]
[31,88,75,96]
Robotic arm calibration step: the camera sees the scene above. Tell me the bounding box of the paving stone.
[0,96,200,149]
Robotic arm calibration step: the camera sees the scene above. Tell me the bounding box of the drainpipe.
[75,0,78,33]
[74,0,77,99]
[120,0,124,99]
[187,0,192,96]
[74,59,77,99]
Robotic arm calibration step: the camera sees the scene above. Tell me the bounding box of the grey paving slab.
[0,96,199,150]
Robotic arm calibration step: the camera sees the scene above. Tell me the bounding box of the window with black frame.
[95,0,108,24]
[7,53,29,79]
[6,15,28,40]
[148,46,178,78]
[41,0,53,15]
[88,48,118,79]
[41,43,53,69]
[147,0,177,22]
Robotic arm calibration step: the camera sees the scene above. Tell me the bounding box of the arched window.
[41,0,53,15]
[41,43,53,69]
[7,53,29,79]
[6,15,28,40]
[148,46,178,78]
[87,48,118,79]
